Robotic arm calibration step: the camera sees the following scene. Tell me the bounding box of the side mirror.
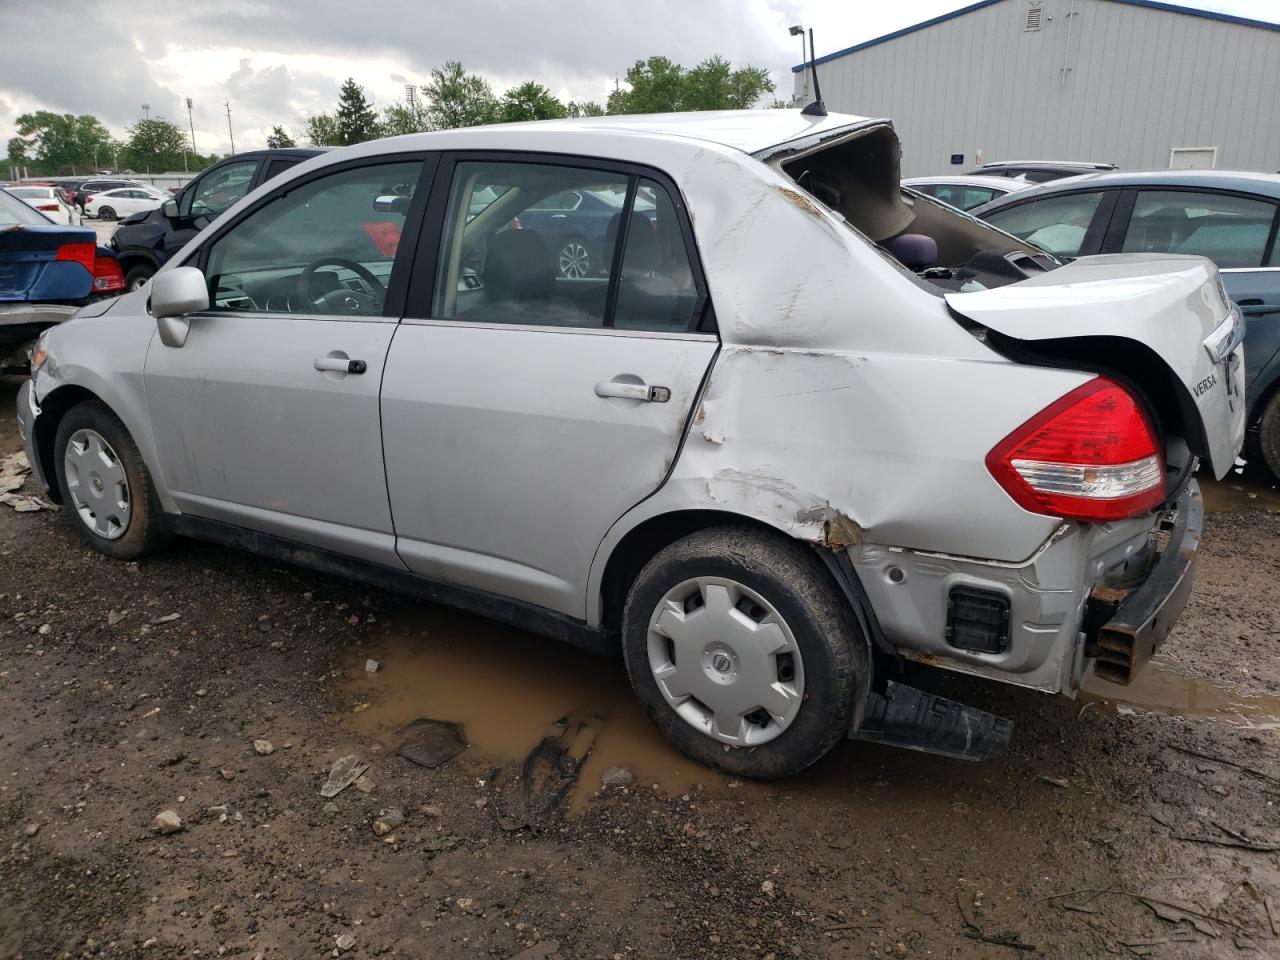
[150,266,209,348]
[162,198,179,219]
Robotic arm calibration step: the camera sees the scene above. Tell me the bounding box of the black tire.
[124,263,154,291]
[53,401,170,560]
[621,525,869,779]
[97,207,116,221]
[1258,392,1280,482]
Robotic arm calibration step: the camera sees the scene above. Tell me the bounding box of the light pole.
[186,98,197,156]
[142,103,151,121]
[225,100,236,155]
[789,25,808,104]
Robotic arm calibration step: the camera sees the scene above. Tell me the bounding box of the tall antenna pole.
[225,100,236,155]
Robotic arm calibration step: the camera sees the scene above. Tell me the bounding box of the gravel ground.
[1,375,1278,959]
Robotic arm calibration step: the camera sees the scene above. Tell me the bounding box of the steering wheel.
[298,257,387,315]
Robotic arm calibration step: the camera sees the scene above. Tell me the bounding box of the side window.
[433,161,628,327]
[613,178,702,331]
[203,160,422,316]
[432,161,702,332]
[182,160,259,218]
[263,158,301,183]
[984,191,1106,257]
[1122,190,1277,269]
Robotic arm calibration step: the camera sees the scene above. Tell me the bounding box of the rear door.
[1109,187,1280,400]
[381,154,717,616]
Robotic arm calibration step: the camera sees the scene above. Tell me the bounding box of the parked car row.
[0,186,124,371]
[16,110,1243,779]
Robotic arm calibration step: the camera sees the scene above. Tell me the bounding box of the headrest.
[485,230,553,301]
[883,232,938,270]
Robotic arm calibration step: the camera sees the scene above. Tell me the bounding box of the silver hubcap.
[559,242,589,279]
[64,428,130,540]
[646,577,805,747]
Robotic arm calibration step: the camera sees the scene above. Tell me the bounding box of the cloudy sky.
[1,0,1276,157]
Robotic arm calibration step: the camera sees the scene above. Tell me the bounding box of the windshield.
[0,189,51,225]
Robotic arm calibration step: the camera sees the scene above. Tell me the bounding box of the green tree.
[304,113,342,146]
[335,78,380,145]
[607,55,775,114]
[6,111,113,174]
[381,100,428,137]
[422,61,497,129]
[498,82,568,123]
[266,125,296,149]
[120,118,190,172]
[566,101,605,118]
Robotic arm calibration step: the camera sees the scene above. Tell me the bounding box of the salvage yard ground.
[1,374,1278,959]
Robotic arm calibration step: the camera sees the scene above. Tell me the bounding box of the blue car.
[970,170,1280,477]
[0,186,124,370]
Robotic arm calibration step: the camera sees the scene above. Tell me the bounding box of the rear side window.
[983,191,1106,257]
[1121,190,1278,269]
[928,184,1000,211]
[431,160,702,333]
[263,158,301,183]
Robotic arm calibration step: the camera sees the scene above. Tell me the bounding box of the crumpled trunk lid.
[946,253,1246,479]
[0,224,97,303]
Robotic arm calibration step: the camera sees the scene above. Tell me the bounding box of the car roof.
[372,110,883,157]
[981,168,1280,204]
[977,160,1116,170]
[903,175,1028,190]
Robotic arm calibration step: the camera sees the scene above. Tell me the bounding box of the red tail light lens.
[37,203,60,211]
[986,377,1165,522]
[92,254,125,292]
[55,241,96,273]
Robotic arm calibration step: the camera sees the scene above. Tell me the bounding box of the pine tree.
[335,78,380,145]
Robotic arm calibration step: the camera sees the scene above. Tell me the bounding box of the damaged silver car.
[16,109,1245,776]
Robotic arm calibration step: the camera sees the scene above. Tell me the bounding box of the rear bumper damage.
[1084,482,1202,685]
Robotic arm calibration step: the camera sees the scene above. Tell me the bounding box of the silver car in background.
[16,110,1245,777]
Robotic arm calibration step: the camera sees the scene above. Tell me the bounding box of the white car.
[16,110,1245,777]
[85,186,170,221]
[903,175,1033,211]
[7,185,79,225]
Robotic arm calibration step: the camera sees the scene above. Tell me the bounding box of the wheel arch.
[116,249,161,277]
[595,508,885,668]
[32,384,108,505]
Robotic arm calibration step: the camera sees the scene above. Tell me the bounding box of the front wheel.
[622,526,869,778]
[124,263,154,292]
[53,402,169,559]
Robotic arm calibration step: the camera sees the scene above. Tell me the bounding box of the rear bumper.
[1084,482,1202,684]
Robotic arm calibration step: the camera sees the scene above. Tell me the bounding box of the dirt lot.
[1,374,1278,959]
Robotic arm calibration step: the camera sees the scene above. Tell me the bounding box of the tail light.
[986,377,1165,522]
[55,241,96,273]
[37,203,60,212]
[92,254,125,292]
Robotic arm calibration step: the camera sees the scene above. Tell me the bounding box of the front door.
[381,156,718,615]
[144,157,428,566]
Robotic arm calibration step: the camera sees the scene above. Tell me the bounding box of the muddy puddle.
[1199,472,1280,513]
[343,604,727,813]
[1082,659,1280,728]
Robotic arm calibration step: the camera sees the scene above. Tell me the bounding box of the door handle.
[594,381,671,403]
[1236,299,1280,317]
[314,357,367,374]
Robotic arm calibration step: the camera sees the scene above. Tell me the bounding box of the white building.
[793,0,1280,176]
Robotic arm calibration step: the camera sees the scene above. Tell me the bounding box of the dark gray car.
[971,170,1280,477]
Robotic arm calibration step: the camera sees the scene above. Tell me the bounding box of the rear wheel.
[97,206,116,221]
[557,237,590,279]
[621,526,868,778]
[1257,392,1280,481]
[124,263,154,291]
[53,402,169,559]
